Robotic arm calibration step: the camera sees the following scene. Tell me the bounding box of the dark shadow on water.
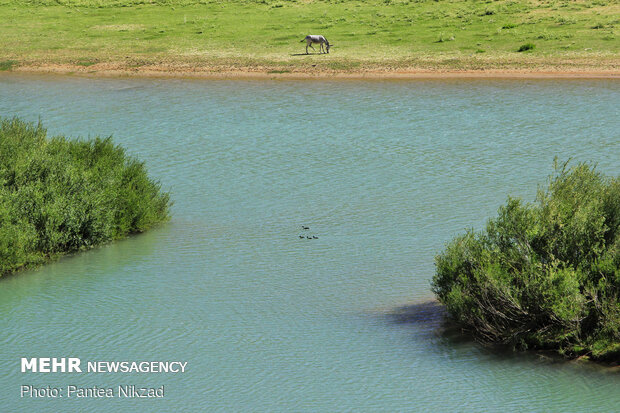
[387,300,475,346]
[389,300,447,326]
[385,300,620,373]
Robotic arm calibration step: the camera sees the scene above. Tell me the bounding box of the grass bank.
[0,0,618,76]
[0,117,170,277]
[432,161,620,363]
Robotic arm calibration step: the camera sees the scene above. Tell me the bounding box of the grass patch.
[75,58,98,67]
[436,33,455,43]
[556,16,577,25]
[0,117,170,277]
[267,69,290,73]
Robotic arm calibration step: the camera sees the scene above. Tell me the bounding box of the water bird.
[306,236,313,239]
[299,235,305,239]
[312,236,318,239]
[302,226,310,230]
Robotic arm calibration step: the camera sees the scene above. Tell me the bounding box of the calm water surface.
[0,75,619,412]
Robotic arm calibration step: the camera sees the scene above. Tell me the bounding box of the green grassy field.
[0,0,618,73]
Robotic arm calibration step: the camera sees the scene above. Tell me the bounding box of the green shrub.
[0,60,18,71]
[432,161,620,362]
[0,117,170,276]
[517,42,535,52]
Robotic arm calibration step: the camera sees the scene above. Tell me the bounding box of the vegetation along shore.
[0,0,618,76]
[0,118,170,277]
[432,161,620,363]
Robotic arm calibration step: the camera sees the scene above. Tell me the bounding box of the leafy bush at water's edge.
[0,117,170,276]
[432,161,620,362]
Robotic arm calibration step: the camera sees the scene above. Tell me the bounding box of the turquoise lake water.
[0,75,619,411]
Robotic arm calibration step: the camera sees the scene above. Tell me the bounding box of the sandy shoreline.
[10,64,620,80]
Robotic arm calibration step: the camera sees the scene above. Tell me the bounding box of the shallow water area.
[0,74,619,411]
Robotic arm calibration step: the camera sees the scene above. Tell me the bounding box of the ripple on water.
[0,77,618,411]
